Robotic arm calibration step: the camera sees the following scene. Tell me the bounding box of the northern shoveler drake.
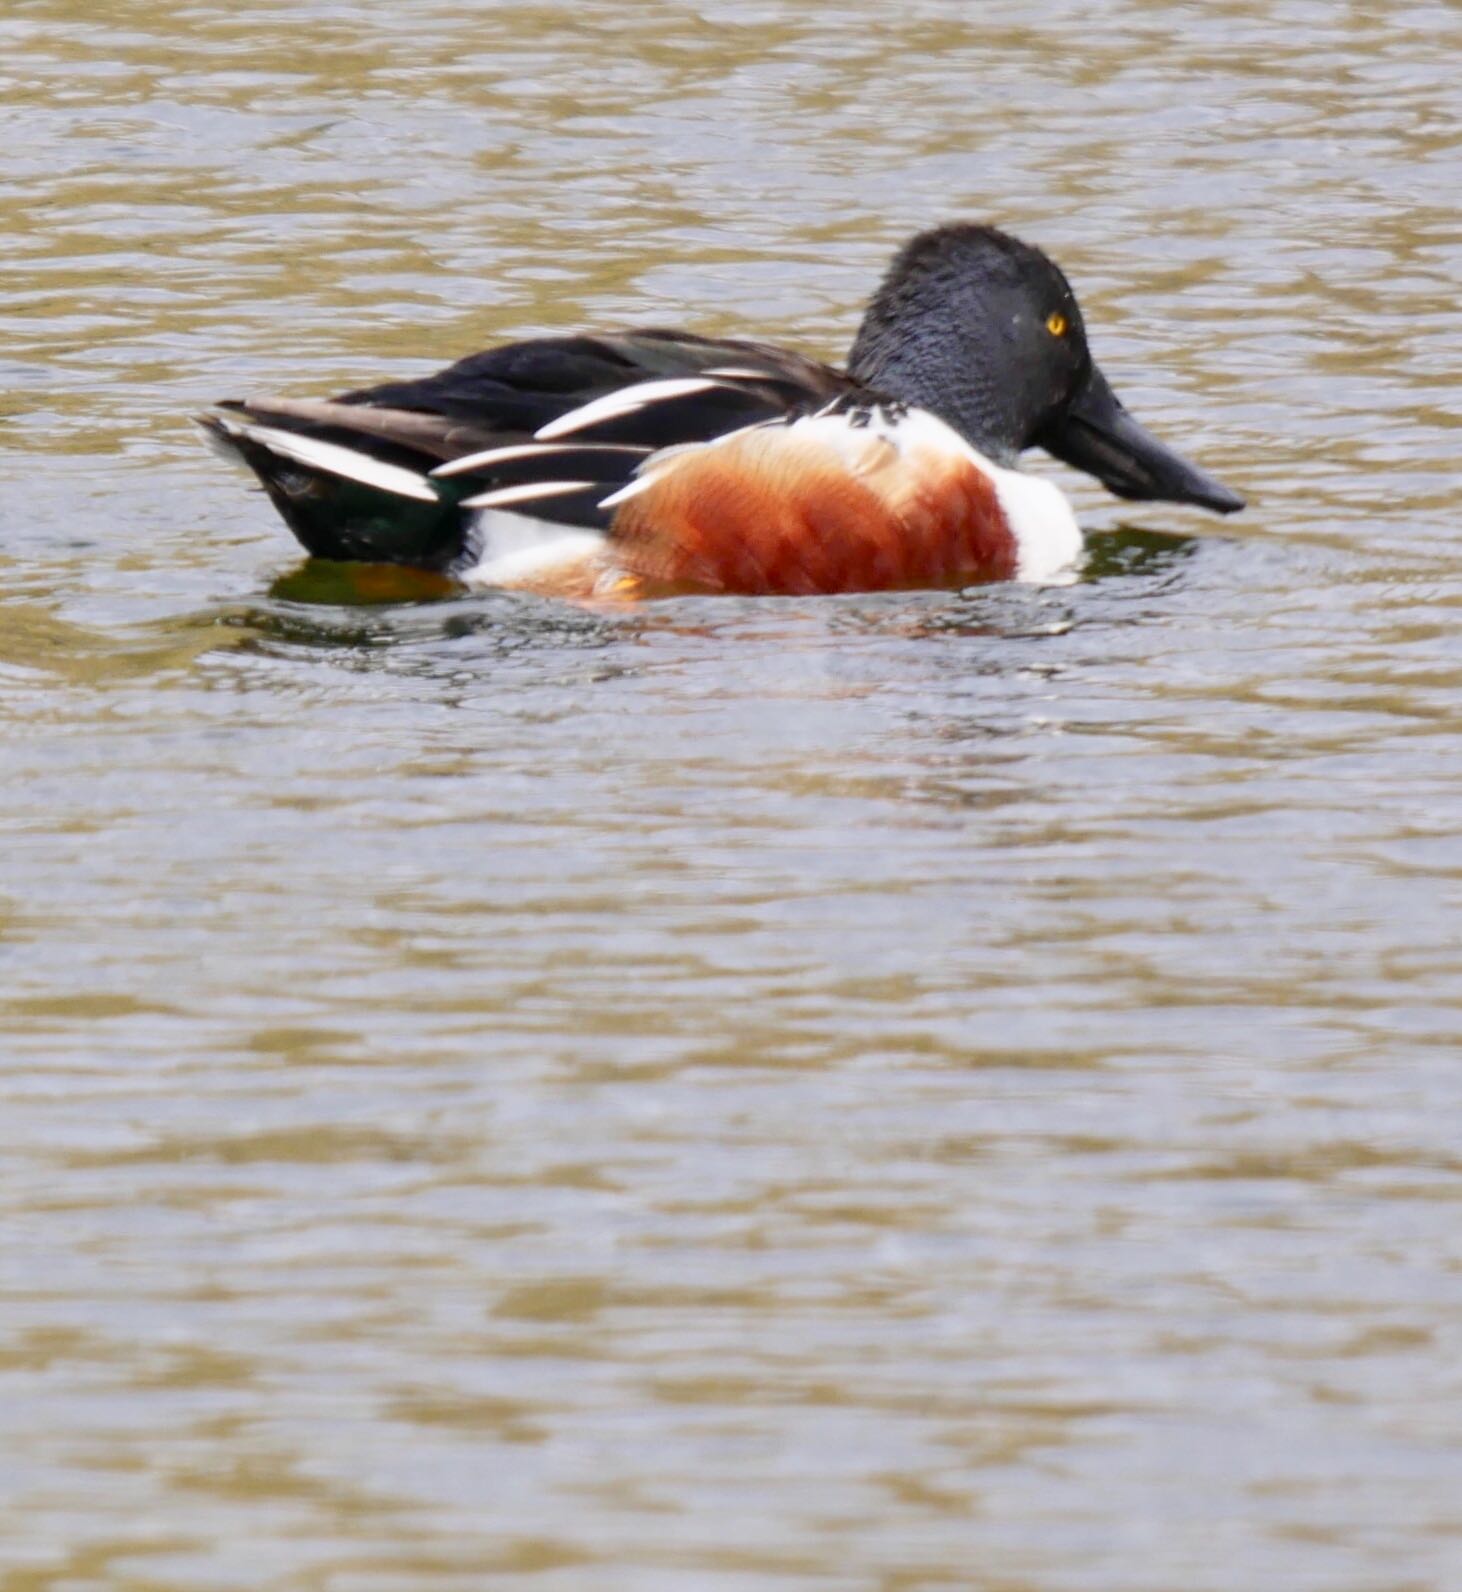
[200,223,1243,600]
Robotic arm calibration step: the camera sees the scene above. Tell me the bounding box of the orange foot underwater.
[200,223,1243,601]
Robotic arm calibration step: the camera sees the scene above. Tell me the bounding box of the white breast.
[984,463,1085,583]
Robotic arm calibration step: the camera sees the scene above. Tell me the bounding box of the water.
[2,2,1460,1587]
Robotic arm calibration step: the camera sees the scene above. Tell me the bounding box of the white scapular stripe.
[597,471,659,510]
[210,416,439,502]
[534,377,721,440]
[432,441,647,479]
[459,479,596,510]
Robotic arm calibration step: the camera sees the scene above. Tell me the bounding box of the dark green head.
[848,223,1243,515]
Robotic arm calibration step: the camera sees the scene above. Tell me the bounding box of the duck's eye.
[1045,312,1068,337]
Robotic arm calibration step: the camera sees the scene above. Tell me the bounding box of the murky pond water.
[2,1,1460,1587]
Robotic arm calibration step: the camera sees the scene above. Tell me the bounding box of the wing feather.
[210,329,857,540]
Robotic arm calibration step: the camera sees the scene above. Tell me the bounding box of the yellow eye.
[1046,312,1068,337]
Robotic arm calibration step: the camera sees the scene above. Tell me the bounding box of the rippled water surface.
[2,2,1460,1587]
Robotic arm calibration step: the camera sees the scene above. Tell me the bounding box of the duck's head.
[848,223,1244,515]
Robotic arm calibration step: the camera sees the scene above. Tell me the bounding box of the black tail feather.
[199,413,474,570]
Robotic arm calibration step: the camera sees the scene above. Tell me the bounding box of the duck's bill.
[1037,366,1245,515]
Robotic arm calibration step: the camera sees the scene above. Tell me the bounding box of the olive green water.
[2,2,1460,1587]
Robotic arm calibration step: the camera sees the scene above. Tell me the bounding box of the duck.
[199,223,1243,600]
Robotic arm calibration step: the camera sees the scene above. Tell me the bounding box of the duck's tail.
[198,399,656,576]
[198,405,476,570]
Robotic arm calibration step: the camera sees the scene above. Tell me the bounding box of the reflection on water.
[1078,524,1199,582]
[2,1,1461,1588]
[258,526,1201,613]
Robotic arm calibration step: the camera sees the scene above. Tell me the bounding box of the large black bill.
[1037,366,1245,515]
